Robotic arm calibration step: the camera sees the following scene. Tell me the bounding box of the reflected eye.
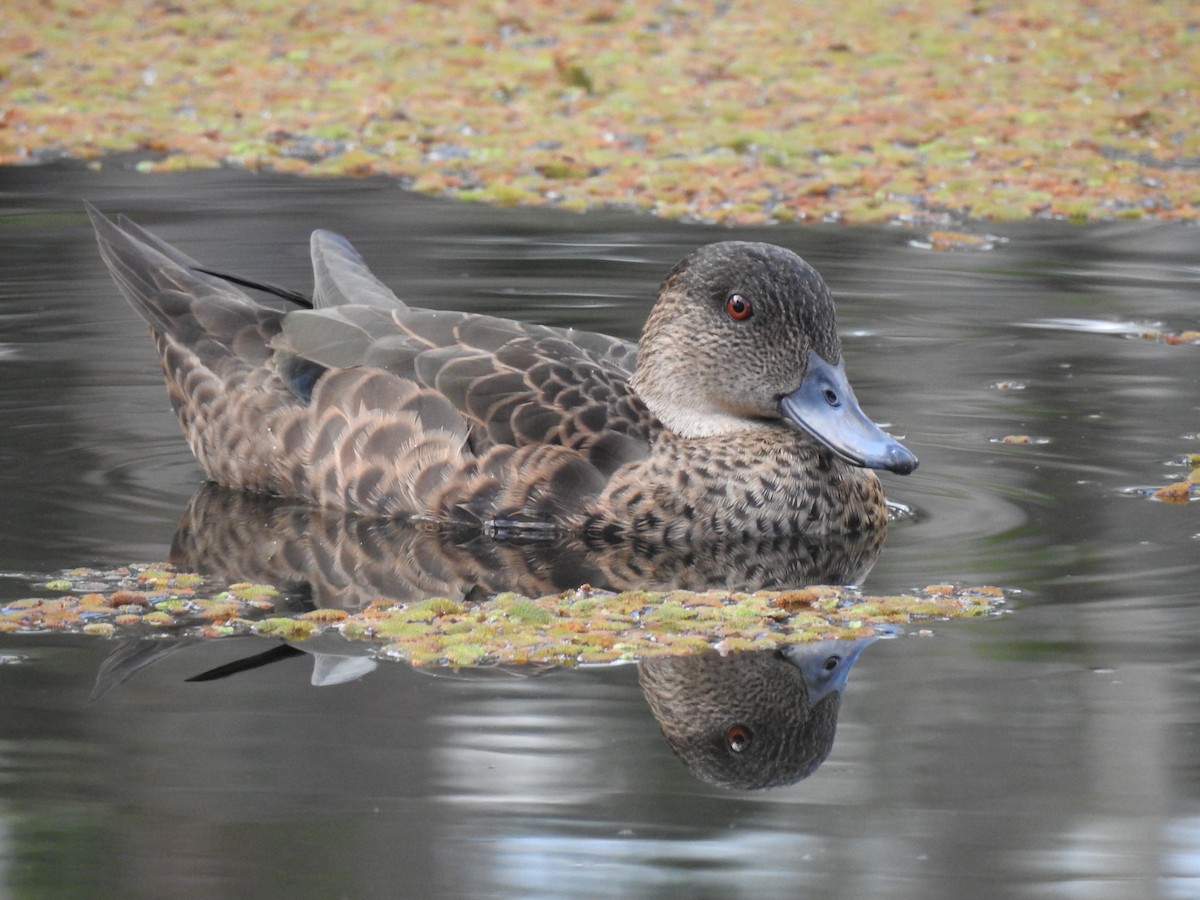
[725,293,752,320]
[725,724,753,753]
[823,655,842,672]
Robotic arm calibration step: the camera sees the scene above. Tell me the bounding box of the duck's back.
[90,208,657,527]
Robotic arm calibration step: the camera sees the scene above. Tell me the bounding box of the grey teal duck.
[89,205,916,543]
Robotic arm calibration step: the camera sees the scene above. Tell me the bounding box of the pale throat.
[654,404,773,438]
[632,368,778,438]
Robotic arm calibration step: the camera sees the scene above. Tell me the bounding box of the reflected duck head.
[638,638,876,790]
[632,241,917,474]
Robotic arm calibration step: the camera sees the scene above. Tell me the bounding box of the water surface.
[1,163,1199,898]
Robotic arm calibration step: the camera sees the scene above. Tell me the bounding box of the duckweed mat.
[2,564,1007,667]
[4,1,1198,224]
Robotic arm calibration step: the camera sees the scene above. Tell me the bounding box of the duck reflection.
[640,640,874,790]
[139,633,877,790]
[95,483,884,789]
[169,482,886,603]
[179,635,873,790]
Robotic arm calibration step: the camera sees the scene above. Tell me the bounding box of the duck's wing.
[281,239,657,472]
[281,305,654,472]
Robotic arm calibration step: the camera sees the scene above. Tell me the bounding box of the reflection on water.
[92,630,874,791]
[170,484,886,602]
[640,640,873,790]
[3,163,1200,896]
[93,475,882,792]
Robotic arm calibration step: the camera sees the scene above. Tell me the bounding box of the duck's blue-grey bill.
[782,636,878,704]
[780,351,918,475]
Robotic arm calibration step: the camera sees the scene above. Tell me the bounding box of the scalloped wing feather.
[278,301,657,470]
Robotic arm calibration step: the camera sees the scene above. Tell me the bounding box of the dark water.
[2,162,1199,898]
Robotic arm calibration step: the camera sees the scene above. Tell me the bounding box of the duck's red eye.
[725,724,753,753]
[725,293,752,320]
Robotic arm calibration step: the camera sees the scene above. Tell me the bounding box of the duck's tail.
[88,203,297,363]
[89,204,320,497]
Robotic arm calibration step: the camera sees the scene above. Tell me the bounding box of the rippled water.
[1,162,1199,898]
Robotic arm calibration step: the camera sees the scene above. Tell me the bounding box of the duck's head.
[632,241,917,475]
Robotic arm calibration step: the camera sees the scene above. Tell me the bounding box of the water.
[1,162,1199,898]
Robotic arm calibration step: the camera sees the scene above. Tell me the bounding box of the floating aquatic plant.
[1,564,1008,667]
[2,1,1197,225]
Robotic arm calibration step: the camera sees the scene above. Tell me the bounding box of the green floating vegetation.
[0,564,1007,667]
[3,2,1198,225]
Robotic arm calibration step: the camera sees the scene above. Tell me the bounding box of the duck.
[89,204,916,544]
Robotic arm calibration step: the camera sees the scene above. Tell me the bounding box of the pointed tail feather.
[89,203,286,368]
[310,229,406,310]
